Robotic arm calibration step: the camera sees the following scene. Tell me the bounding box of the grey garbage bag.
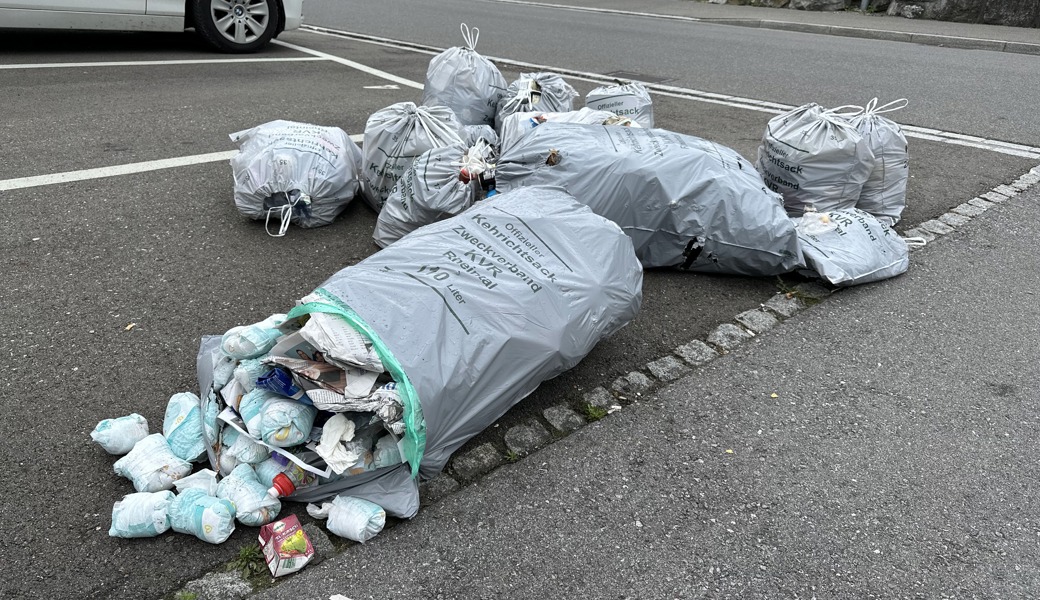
[229,120,364,236]
[756,103,875,217]
[498,108,637,153]
[849,98,910,226]
[361,102,464,212]
[421,23,507,128]
[461,124,499,148]
[199,186,642,518]
[494,72,578,134]
[496,122,803,275]
[794,208,910,287]
[372,138,496,248]
[585,80,654,128]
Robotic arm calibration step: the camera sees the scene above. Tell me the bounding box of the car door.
[0,1,145,13]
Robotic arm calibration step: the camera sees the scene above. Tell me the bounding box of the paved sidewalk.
[538,0,1040,54]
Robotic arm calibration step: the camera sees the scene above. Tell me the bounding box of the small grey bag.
[794,208,911,287]
[849,98,910,226]
[756,103,875,217]
[585,80,654,128]
[421,23,507,128]
[361,102,464,212]
[494,72,578,134]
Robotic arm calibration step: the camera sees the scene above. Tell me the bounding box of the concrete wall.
[708,0,1040,28]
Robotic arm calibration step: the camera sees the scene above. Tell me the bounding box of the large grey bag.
[421,23,507,128]
[373,138,496,248]
[200,186,642,517]
[794,208,910,287]
[494,72,578,134]
[361,102,464,212]
[756,103,875,217]
[849,98,910,226]
[498,108,636,153]
[497,123,804,276]
[585,80,654,128]
[229,121,363,236]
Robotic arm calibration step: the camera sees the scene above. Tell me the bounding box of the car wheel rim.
[210,0,270,45]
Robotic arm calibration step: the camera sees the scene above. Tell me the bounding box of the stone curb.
[695,17,1040,56]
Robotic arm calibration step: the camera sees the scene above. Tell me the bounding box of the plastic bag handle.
[460,22,479,51]
[264,193,311,238]
[824,104,865,117]
[865,97,909,115]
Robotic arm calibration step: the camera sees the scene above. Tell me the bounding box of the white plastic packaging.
[307,495,386,543]
[91,413,149,455]
[113,434,192,492]
[109,491,175,538]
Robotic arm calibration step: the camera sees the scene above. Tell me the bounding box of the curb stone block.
[903,227,935,243]
[504,420,553,456]
[981,191,1008,203]
[452,443,504,480]
[583,386,615,409]
[735,308,779,334]
[420,473,460,504]
[951,203,986,217]
[182,572,252,600]
[646,355,690,382]
[707,323,754,352]
[675,339,720,366]
[1023,169,1040,182]
[1011,180,1034,191]
[919,219,954,236]
[968,197,995,210]
[939,212,972,228]
[763,293,806,318]
[993,184,1019,197]
[543,404,586,434]
[302,523,336,566]
[611,371,653,396]
[792,281,832,299]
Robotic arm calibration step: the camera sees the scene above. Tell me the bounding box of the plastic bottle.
[258,452,318,498]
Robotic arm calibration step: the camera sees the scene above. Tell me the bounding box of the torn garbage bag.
[361,102,464,211]
[849,98,910,226]
[496,123,803,275]
[229,120,364,236]
[198,186,642,518]
[421,23,507,127]
[756,103,874,217]
[795,208,910,287]
[373,138,496,248]
[495,72,578,134]
[585,80,654,128]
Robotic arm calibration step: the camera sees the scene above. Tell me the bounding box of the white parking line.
[0,57,327,70]
[0,135,364,192]
[272,39,424,90]
[300,25,1040,160]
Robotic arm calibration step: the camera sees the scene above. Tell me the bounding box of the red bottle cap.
[269,473,296,498]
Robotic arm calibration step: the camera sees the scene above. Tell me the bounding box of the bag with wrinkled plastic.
[307,495,385,543]
[230,120,364,236]
[361,102,464,211]
[163,392,218,463]
[795,208,910,287]
[421,23,507,127]
[168,488,236,544]
[494,72,578,134]
[756,103,874,216]
[373,138,496,248]
[585,80,654,128]
[497,123,803,275]
[849,98,910,226]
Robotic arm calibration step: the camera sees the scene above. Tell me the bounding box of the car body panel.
[146,0,184,17]
[0,1,144,12]
[0,1,303,32]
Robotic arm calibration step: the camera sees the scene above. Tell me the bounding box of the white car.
[0,0,304,53]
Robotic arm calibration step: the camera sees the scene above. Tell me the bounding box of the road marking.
[271,39,424,89]
[0,57,326,70]
[300,26,1040,160]
[481,0,703,22]
[0,135,364,192]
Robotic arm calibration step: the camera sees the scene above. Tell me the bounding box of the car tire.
[192,0,280,53]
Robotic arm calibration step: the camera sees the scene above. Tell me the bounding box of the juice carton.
[259,515,314,577]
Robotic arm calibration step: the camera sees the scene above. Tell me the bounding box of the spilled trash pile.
[93,21,924,570]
